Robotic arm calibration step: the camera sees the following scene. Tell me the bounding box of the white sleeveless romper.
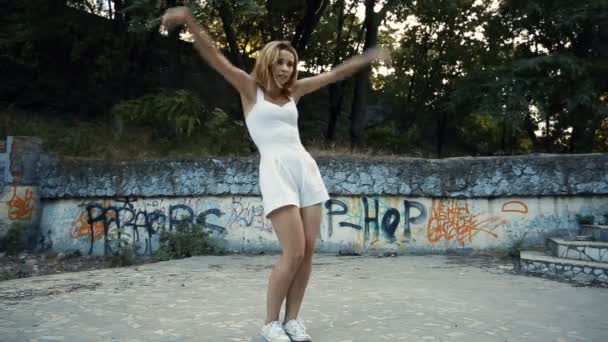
[245,87,330,218]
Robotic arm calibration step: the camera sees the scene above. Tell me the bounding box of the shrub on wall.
[112,90,251,156]
[112,89,205,138]
[576,214,595,225]
[107,227,140,267]
[0,223,29,255]
[155,222,220,261]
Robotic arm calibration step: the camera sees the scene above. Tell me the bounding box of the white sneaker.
[260,321,291,342]
[283,319,312,342]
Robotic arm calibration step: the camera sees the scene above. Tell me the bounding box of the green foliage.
[107,228,140,267]
[365,122,421,155]
[381,0,491,156]
[508,230,529,258]
[480,0,608,153]
[0,223,29,256]
[204,108,250,155]
[3,0,606,157]
[595,117,608,152]
[124,0,206,33]
[113,89,204,138]
[380,0,608,155]
[111,90,250,156]
[304,0,364,69]
[1,1,129,115]
[457,112,500,154]
[1,104,250,159]
[155,222,219,261]
[576,215,594,225]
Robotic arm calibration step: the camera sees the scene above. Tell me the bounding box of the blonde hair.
[251,41,299,96]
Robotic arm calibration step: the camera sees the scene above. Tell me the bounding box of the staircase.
[520,225,608,286]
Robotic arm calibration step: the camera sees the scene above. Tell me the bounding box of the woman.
[162,7,386,342]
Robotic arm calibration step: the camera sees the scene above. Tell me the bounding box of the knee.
[303,240,316,259]
[284,247,305,267]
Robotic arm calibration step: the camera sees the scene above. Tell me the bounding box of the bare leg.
[265,205,305,324]
[284,204,322,322]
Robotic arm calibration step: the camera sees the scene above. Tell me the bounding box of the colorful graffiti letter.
[7,186,34,221]
[501,200,528,214]
[427,199,507,246]
[70,205,107,242]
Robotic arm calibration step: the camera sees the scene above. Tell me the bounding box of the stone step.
[581,224,608,242]
[568,235,593,241]
[546,237,608,263]
[520,251,608,286]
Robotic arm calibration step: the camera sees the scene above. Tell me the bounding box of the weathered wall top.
[2,136,43,187]
[0,139,7,190]
[37,152,608,199]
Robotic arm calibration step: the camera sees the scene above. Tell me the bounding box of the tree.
[381,0,490,156]
[349,0,398,149]
[473,0,608,153]
[301,0,363,142]
[291,0,331,54]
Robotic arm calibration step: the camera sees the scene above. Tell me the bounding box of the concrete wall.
[0,137,42,240]
[39,195,607,256]
[2,136,608,255]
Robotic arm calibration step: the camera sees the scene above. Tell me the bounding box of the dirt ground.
[2,250,605,290]
[0,251,155,281]
[0,250,509,282]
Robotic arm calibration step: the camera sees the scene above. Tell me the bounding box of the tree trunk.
[436,112,446,157]
[167,1,183,88]
[501,115,507,152]
[112,0,126,29]
[292,0,330,54]
[349,0,378,149]
[325,0,346,142]
[524,112,538,149]
[544,114,552,152]
[326,83,345,141]
[350,66,372,149]
[217,1,246,71]
[569,124,579,152]
[264,2,282,41]
[349,0,396,149]
[107,0,113,19]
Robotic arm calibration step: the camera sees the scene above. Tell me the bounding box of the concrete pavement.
[1,254,607,342]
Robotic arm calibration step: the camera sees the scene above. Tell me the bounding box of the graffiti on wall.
[225,198,270,233]
[502,200,529,214]
[61,195,544,255]
[70,197,227,256]
[325,198,427,245]
[7,185,34,221]
[426,199,509,246]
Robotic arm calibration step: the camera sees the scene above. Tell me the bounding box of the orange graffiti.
[7,185,34,221]
[70,205,113,241]
[501,200,528,214]
[427,199,507,246]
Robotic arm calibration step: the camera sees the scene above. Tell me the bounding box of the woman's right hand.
[161,6,194,31]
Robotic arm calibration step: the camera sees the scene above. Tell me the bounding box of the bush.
[595,117,608,152]
[112,89,205,138]
[107,228,140,267]
[112,90,251,156]
[365,123,412,154]
[0,223,29,255]
[576,214,594,225]
[204,108,250,155]
[508,230,529,258]
[155,222,220,261]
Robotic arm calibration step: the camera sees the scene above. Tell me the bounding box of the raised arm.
[161,7,255,101]
[292,47,388,101]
